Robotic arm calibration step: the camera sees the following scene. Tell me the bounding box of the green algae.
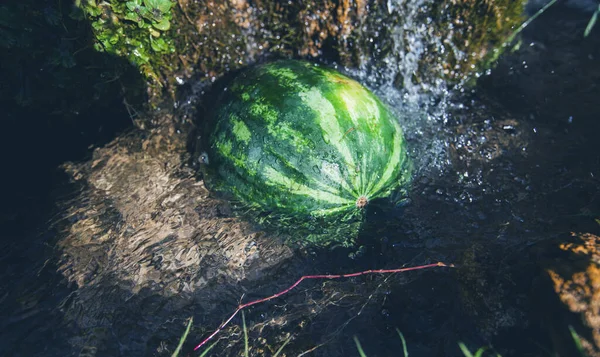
[75,0,175,84]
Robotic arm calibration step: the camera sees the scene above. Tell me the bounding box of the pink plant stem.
[193,262,452,351]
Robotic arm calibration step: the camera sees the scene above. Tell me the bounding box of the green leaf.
[149,27,161,37]
[152,17,170,31]
[125,0,142,12]
[124,11,142,23]
[108,33,120,45]
[136,6,151,22]
[150,36,168,52]
[585,5,600,38]
[93,42,104,52]
[84,5,103,17]
[91,20,104,31]
[131,45,150,64]
[144,0,172,14]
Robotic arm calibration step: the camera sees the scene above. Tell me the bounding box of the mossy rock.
[75,0,528,106]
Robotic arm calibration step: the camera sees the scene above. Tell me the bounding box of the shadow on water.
[0,0,144,355]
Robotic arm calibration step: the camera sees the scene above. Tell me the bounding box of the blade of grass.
[171,317,193,357]
[569,326,588,357]
[473,347,487,357]
[396,329,408,357]
[505,0,559,45]
[198,340,219,357]
[584,5,600,37]
[458,342,474,357]
[273,335,293,357]
[242,311,249,357]
[353,336,368,357]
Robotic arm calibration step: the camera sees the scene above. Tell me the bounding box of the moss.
[74,0,382,105]
[429,0,528,84]
[69,0,528,112]
[75,0,176,87]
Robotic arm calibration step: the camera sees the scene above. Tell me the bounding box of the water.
[2,1,600,356]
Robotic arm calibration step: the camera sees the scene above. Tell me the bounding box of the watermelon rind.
[202,60,412,247]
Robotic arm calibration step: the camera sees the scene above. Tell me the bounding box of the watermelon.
[202,60,411,246]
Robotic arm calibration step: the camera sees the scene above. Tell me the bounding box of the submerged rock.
[57,114,294,354]
[542,232,600,357]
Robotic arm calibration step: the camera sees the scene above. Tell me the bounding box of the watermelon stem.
[356,196,368,208]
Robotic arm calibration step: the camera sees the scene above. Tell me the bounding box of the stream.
[1,1,600,357]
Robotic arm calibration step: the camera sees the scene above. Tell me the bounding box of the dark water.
[2,2,600,357]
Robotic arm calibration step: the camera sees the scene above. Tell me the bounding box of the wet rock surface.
[543,233,600,357]
[57,114,295,354]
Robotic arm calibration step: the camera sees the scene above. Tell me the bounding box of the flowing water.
[2,1,600,357]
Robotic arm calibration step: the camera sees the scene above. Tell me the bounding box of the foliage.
[458,343,501,357]
[75,0,175,82]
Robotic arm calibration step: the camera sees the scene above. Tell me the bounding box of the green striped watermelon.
[203,60,411,246]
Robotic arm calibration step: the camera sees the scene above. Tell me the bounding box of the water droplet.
[312,165,320,174]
